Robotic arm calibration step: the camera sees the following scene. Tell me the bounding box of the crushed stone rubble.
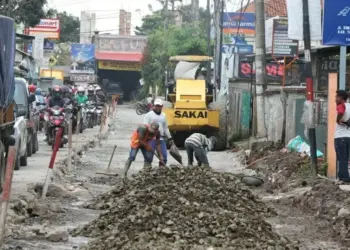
[72,167,299,249]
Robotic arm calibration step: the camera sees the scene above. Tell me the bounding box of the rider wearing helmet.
[95,86,106,104]
[28,84,36,94]
[35,88,46,110]
[48,85,65,108]
[87,85,95,102]
[62,86,74,105]
[75,86,88,105]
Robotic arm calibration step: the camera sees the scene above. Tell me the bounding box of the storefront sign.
[222,12,255,35]
[27,18,60,40]
[97,36,146,52]
[238,55,305,85]
[70,74,96,82]
[272,19,299,57]
[98,61,141,71]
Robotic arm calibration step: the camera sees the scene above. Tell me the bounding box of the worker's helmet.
[77,86,85,95]
[209,136,218,147]
[52,85,62,97]
[35,88,42,95]
[149,122,159,134]
[87,85,95,94]
[28,84,36,93]
[154,99,163,106]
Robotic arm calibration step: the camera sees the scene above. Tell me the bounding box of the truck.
[162,55,228,150]
[0,16,17,191]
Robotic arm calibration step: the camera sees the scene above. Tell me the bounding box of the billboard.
[70,44,95,74]
[322,0,350,45]
[98,61,141,71]
[271,19,298,57]
[27,18,60,39]
[97,36,147,52]
[222,13,255,35]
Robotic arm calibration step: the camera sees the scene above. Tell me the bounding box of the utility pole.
[192,0,199,22]
[206,0,211,84]
[164,0,169,30]
[216,0,224,94]
[302,0,317,176]
[254,0,267,138]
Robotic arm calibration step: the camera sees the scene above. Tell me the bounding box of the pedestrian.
[123,122,164,181]
[184,133,217,168]
[334,90,350,183]
[143,98,173,166]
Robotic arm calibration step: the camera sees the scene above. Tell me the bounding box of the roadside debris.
[72,167,298,249]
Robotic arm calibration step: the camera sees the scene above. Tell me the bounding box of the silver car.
[13,115,28,170]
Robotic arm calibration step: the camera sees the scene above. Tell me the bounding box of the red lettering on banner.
[240,63,252,75]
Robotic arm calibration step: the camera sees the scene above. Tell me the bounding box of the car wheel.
[27,139,33,157]
[14,145,20,170]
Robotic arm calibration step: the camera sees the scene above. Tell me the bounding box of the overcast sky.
[48,0,240,34]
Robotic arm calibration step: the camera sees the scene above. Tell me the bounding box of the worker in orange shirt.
[123,122,164,181]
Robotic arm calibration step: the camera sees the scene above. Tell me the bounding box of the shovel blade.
[169,144,182,165]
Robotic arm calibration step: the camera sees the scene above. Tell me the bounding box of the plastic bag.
[286,135,323,158]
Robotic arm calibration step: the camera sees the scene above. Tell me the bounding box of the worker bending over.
[123,122,164,181]
[184,133,217,168]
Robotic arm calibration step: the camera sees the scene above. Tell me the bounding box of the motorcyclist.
[75,86,88,105]
[35,88,46,111]
[28,84,37,109]
[45,85,67,142]
[87,85,96,102]
[95,86,106,104]
[62,86,75,105]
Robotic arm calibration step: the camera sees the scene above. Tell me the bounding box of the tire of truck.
[0,142,6,192]
[208,99,228,151]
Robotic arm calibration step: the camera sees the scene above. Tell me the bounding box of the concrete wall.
[228,82,327,151]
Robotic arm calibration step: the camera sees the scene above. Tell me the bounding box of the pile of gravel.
[72,167,298,249]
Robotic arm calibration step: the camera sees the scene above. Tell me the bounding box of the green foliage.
[47,10,80,43]
[140,6,209,96]
[0,0,50,27]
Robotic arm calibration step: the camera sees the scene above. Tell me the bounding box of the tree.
[141,25,207,96]
[135,12,164,36]
[0,0,52,27]
[47,10,80,43]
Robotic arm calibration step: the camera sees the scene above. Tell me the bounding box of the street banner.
[322,0,350,45]
[271,19,299,57]
[70,44,95,74]
[98,61,141,71]
[222,12,255,35]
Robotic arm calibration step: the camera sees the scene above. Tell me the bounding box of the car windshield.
[14,82,27,107]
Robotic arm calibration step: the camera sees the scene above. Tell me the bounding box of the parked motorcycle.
[95,103,104,125]
[47,106,68,150]
[136,101,151,115]
[86,101,96,128]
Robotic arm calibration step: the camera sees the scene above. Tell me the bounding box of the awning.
[95,51,143,62]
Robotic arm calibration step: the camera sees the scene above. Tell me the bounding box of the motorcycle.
[95,103,104,125]
[47,106,68,150]
[38,109,45,131]
[86,101,96,128]
[136,101,151,115]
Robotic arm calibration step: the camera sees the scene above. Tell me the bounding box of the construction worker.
[123,122,164,181]
[143,98,173,166]
[184,133,217,168]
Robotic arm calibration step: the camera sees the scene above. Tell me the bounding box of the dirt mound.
[72,168,298,249]
[291,182,350,244]
[249,151,307,193]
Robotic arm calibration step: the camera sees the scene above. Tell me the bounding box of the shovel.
[96,145,119,176]
[169,144,183,167]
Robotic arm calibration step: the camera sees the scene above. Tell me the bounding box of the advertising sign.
[222,13,255,35]
[28,18,60,39]
[322,0,350,45]
[70,75,96,82]
[44,40,54,50]
[98,61,141,71]
[32,37,44,65]
[221,44,253,54]
[70,44,95,74]
[272,19,299,57]
[238,54,305,85]
[97,36,147,52]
